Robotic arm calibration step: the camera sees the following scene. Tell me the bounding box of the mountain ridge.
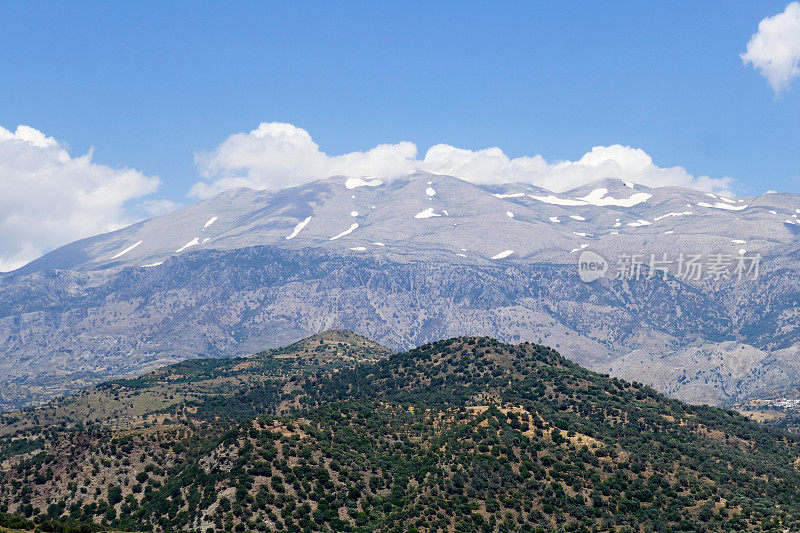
[10,172,800,275]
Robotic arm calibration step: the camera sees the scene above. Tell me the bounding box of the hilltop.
[2,334,800,531]
[0,331,391,433]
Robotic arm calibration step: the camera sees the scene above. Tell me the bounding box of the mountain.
[3,172,800,409]
[13,173,800,274]
[2,334,800,532]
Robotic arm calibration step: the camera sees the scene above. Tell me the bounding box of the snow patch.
[549,216,560,223]
[372,242,386,247]
[330,223,359,240]
[414,208,441,219]
[569,215,586,221]
[349,247,367,251]
[493,192,525,198]
[345,177,383,189]
[577,188,652,207]
[203,216,218,229]
[286,216,312,240]
[175,238,199,253]
[732,239,746,244]
[491,250,514,259]
[627,219,651,227]
[697,202,748,211]
[506,211,515,218]
[653,211,693,222]
[110,240,143,260]
[569,244,589,253]
[140,261,163,268]
[351,211,359,217]
[529,194,587,206]
[425,187,436,196]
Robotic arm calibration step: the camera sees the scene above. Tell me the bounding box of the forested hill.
[2,334,800,532]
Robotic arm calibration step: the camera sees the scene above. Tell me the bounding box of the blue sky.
[2,1,797,199]
[1,1,799,270]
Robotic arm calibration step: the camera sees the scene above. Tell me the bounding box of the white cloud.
[0,125,160,272]
[421,144,731,192]
[135,198,182,217]
[742,2,800,94]
[191,122,417,197]
[192,122,732,198]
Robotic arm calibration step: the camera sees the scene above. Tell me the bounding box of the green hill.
[1,334,800,532]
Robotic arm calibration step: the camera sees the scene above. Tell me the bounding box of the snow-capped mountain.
[17,172,800,274]
[3,172,800,410]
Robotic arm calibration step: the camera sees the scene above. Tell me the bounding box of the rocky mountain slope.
[2,334,800,532]
[2,172,800,409]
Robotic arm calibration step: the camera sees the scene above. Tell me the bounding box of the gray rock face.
[2,172,800,409]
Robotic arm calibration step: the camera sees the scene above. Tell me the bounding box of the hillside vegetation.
[1,332,800,532]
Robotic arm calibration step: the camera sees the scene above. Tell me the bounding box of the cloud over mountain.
[191,122,731,198]
[1,122,734,272]
[0,125,160,271]
[742,2,800,94]
[191,122,417,197]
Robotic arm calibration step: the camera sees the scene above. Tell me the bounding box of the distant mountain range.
[2,172,800,409]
